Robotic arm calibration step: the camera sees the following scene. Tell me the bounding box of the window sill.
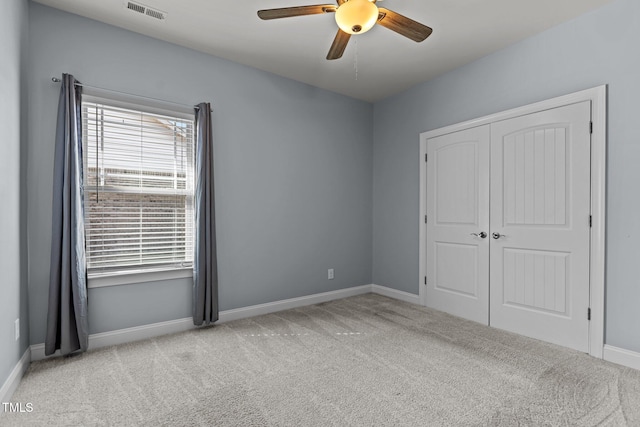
[88,267,193,288]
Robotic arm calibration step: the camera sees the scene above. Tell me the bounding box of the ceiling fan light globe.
[335,0,379,35]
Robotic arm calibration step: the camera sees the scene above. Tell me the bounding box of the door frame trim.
[419,85,606,359]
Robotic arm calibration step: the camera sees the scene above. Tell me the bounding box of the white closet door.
[426,125,490,324]
[489,101,591,352]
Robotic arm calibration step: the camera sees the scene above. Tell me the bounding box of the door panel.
[435,142,478,225]
[503,127,568,226]
[489,101,591,352]
[426,125,490,324]
[435,242,478,297]
[502,248,568,314]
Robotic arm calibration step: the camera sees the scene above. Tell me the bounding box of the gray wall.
[27,4,373,343]
[372,0,640,352]
[0,0,29,389]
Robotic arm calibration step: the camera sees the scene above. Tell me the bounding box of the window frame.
[81,90,196,288]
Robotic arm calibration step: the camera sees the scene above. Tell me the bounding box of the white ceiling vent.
[126,1,166,21]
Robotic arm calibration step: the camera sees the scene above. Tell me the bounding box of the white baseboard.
[30,316,196,361]
[0,348,30,404]
[371,284,421,305]
[30,284,416,362]
[218,285,372,323]
[31,284,376,361]
[603,345,640,371]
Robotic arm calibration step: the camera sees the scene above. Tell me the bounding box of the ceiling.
[33,0,615,102]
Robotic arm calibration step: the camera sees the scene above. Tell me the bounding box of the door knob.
[470,232,487,239]
[492,232,505,239]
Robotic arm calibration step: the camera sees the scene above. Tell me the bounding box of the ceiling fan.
[257,0,433,60]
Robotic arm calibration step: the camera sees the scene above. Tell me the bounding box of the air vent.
[126,1,166,21]
[145,8,166,20]
[126,2,145,14]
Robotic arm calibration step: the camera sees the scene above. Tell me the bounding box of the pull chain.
[353,38,358,81]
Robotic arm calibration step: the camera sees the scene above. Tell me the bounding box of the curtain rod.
[51,77,200,111]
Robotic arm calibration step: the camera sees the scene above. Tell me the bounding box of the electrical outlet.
[14,318,20,341]
[328,268,334,280]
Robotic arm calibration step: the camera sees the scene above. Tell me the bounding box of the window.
[82,96,195,278]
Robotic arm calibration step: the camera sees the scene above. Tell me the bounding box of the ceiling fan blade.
[377,8,433,42]
[327,29,351,60]
[258,5,336,20]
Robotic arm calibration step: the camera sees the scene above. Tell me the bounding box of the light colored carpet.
[4,293,640,426]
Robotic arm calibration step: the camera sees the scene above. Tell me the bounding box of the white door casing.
[425,125,490,324]
[489,101,591,353]
[419,86,606,358]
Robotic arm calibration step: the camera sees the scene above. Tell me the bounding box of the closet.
[419,93,600,353]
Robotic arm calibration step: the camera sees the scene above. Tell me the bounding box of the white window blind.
[82,98,195,276]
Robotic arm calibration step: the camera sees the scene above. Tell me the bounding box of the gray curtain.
[45,74,89,356]
[193,102,219,325]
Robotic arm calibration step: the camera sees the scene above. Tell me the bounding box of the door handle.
[492,232,505,239]
[470,232,487,239]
